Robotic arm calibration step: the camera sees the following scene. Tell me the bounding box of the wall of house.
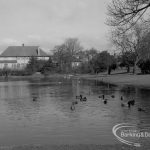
[0,63,17,69]
[38,57,49,60]
[71,62,81,68]
[17,57,29,63]
[0,57,28,70]
[0,57,49,70]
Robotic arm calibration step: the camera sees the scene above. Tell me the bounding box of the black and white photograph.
[0,0,150,150]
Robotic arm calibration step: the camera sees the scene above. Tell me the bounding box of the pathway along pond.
[0,77,150,146]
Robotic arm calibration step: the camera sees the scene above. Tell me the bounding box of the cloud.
[0,0,112,52]
[27,35,42,41]
[0,38,22,46]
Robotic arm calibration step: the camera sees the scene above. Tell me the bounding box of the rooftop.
[0,45,48,57]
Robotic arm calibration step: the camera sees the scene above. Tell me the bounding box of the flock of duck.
[70,94,146,112]
[31,91,146,113]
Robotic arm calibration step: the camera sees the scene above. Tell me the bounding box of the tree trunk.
[127,65,130,73]
[133,57,139,74]
[108,66,111,75]
[133,62,136,74]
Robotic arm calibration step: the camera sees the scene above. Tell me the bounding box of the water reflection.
[0,78,149,146]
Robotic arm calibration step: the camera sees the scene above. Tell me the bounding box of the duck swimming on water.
[128,100,135,107]
[70,104,75,111]
[80,97,87,102]
[121,103,125,107]
[103,99,107,104]
[121,96,123,100]
[102,94,105,99]
[111,95,115,98]
[72,101,78,105]
[98,94,105,99]
[138,108,145,112]
[32,97,37,101]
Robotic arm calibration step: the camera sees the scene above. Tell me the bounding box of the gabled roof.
[0,46,48,57]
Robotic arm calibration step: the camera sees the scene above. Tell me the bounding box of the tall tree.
[111,23,149,73]
[64,38,83,71]
[107,0,150,30]
[53,44,67,72]
[26,57,39,74]
[85,48,98,61]
[138,30,150,59]
[53,38,83,73]
[40,57,54,74]
[90,51,116,74]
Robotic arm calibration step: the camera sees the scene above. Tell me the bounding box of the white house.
[0,44,49,70]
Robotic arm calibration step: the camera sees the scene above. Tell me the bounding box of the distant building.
[71,61,82,68]
[0,44,49,70]
[71,57,82,68]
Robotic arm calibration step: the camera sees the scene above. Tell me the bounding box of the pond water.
[0,77,150,146]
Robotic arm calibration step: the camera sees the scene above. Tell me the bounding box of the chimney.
[22,43,24,47]
[37,47,40,56]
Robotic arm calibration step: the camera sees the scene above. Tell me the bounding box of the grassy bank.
[77,73,150,87]
[1,72,150,88]
[0,73,67,80]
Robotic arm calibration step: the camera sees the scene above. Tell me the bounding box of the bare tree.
[64,38,83,72]
[107,0,150,30]
[138,30,150,60]
[111,23,149,73]
[53,44,67,72]
[53,38,83,73]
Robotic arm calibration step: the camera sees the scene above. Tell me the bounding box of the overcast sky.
[0,0,112,53]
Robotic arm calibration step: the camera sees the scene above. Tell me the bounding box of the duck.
[72,101,78,105]
[121,96,123,100]
[121,103,125,107]
[102,94,105,99]
[103,99,107,104]
[99,94,105,99]
[70,104,75,111]
[138,108,145,112]
[128,100,135,107]
[80,97,87,102]
[32,97,37,101]
[131,100,135,105]
[128,102,131,108]
[111,95,115,98]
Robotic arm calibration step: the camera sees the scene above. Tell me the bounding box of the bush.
[40,58,55,75]
[138,59,150,74]
[111,63,117,70]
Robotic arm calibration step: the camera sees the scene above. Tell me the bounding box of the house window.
[17,64,20,69]
[12,64,14,68]
[15,64,17,69]
[12,64,17,69]
[21,63,26,68]
[4,63,8,68]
